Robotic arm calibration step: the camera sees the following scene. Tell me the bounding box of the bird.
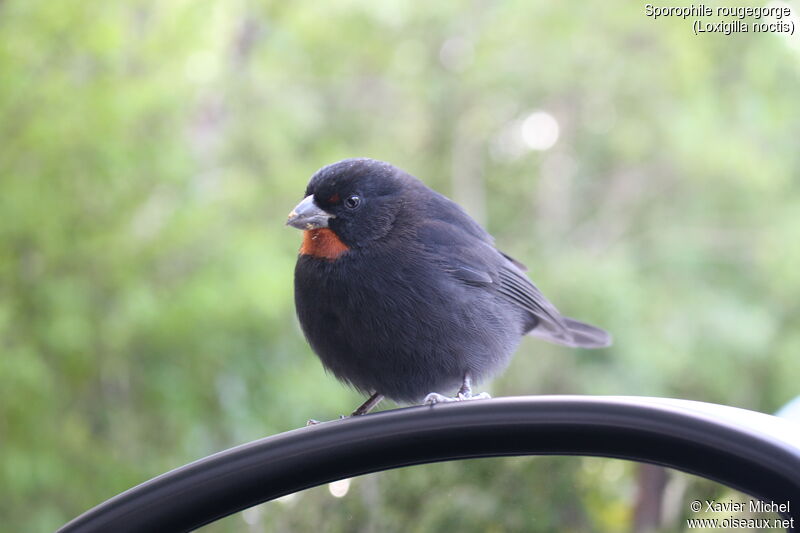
[286,158,611,417]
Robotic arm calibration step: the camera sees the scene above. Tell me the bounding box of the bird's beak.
[286,195,334,230]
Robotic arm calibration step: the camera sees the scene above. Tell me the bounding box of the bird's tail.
[528,316,612,349]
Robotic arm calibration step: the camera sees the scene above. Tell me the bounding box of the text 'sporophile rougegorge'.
[644,3,797,35]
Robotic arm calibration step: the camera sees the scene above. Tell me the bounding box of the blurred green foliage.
[207,458,784,533]
[1,0,799,531]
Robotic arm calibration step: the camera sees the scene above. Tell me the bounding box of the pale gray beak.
[286,195,334,230]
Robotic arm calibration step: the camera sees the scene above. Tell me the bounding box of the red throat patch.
[300,228,349,260]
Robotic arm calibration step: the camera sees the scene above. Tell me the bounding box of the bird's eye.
[345,195,361,209]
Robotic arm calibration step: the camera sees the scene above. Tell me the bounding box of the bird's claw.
[423,392,453,405]
[424,391,491,405]
[306,414,348,426]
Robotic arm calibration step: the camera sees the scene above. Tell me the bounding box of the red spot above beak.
[328,193,340,204]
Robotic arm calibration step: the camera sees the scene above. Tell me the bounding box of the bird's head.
[286,158,407,257]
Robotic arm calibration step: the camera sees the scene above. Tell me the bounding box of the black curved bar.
[58,396,800,533]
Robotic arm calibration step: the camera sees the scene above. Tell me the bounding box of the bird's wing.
[500,252,528,272]
[494,260,570,332]
[416,219,571,335]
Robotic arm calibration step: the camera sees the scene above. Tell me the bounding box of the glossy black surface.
[58,396,800,533]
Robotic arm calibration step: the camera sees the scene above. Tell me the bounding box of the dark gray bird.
[287,158,611,416]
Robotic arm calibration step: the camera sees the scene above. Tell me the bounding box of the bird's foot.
[305,414,347,426]
[423,390,491,405]
[423,392,452,405]
[306,394,384,426]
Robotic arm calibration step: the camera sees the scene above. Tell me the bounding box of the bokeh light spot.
[328,478,351,498]
[521,111,560,151]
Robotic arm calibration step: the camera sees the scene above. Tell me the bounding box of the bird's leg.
[351,392,384,416]
[457,371,492,400]
[457,372,474,399]
[424,372,492,405]
[306,392,384,425]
